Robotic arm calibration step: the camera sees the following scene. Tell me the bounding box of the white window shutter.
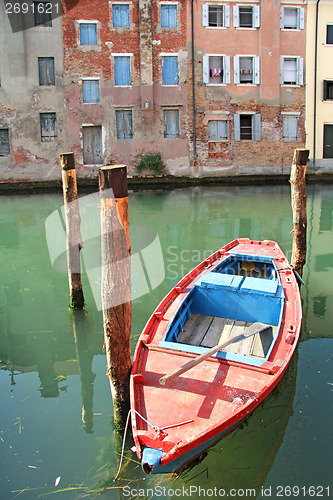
[234,114,240,141]
[203,55,209,83]
[280,7,285,29]
[280,56,285,84]
[299,8,305,29]
[234,55,240,84]
[224,5,230,27]
[202,4,209,27]
[233,5,239,27]
[253,56,260,84]
[297,57,304,85]
[224,56,230,84]
[253,5,260,27]
[253,114,261,141]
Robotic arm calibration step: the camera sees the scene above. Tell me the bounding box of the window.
[0,129,10,156]
[203,55,230,84]
[162,56,178,85]
[34,2,52,26]
[234,114,261,141]
[82,79,100,103]
[163,109,179,138]
[114,56,131,86]
[280,57,303,85]
[233,5,260,28]
[202,4,230,27]
[116,110,133,138]
[38,57,55,85]
[324,80,333,100]
[327,25,333,44]
[80,23,98,45]
[282,115,298,141]
[112,4,130,27]
[209,120,228,140]
[280,7,304,29]
[234,55,260,84]
[83,126,103,164]
[161,5,177,28]
[40,113,56,142]
[323,124,333,158]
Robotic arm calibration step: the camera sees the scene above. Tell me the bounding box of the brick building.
[0,0,307,180]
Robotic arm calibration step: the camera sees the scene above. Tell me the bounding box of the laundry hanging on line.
[210,68,223,77]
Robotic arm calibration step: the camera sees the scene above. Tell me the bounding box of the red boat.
[130,239,302,473]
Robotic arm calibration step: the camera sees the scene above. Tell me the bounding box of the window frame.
[40,112,57,142]
[234,55,260,85]
[161,55,179,86]
[280,56,303,86]
[208,120,228,141]
[202,3,230,28]
[203,54,231,85]
[38,57,55,86]
[233,4,260,28]
[234,113,261,141]
[34,1,52,27]
[160,4,178,28]
[280,6,304,30]
[116,109,133,139]
[0,128,10,156]
[163,108,180,138]
[82,79,100,104]
[79,22,98,46]
[113,54,132,86]
[112,3,130,28]
[282,114,298,141]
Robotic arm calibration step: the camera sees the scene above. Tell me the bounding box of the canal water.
[0,183,332,499]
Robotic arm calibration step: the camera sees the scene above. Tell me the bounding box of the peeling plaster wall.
[0,1,64,181]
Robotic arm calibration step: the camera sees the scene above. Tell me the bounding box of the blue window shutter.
[83,80,100,103]
[202,4,208,26]
[253,114,261,141]
[113,5,130,27]
[162,56,178,85]
[164,110,179,138]
[161,5,177,27]
[115,56,131,85]
[80,23,97,45]
[233,5,239,27]
[116,110,133,138]
[38,58,55,85]
[234,114,240,141]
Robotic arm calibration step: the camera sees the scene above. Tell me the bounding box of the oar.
[159,322,271,386]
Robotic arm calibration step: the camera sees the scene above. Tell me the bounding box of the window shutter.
[202,4,208,26]
[115,56,131,86]
[91,81,100,103]
[82,81,91,103]
[113,5,121,27]
[80,24,89,44]
[162,56,178,85]
[324,80,328,100]
[169,5,177,27]
[289,116,298,141]
[234,114,240,141]
[161,5,167,26]
[297,57,303,85]
[224,5,230,27]
[203,55,209,83]
[224,56,230,84]
[234,56,240,84]
[299,8,304,29]
[209,120,218,140]
[39,58,54,85]
[233,5,239,27]
[172,56,178,84]
[280,7,284,28]
[253,56,260,84]
[253,114,261,141]
[253,5,260,27]
[280,56,285,84]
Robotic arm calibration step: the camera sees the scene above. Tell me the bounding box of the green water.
[0,184,332,499]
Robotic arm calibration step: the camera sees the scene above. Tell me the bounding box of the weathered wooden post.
[99,165,132,429]
[60,153,85,309]
[290,149,309,280]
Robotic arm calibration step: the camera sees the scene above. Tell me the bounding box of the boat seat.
[240,277,278,296]
[199,272,243,291]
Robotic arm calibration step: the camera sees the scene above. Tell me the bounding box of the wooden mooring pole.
[290,149,309,281]
[99,165,132,429]
[60,152,85,309]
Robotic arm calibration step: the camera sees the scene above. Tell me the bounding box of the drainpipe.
[191,0,197,162]
[313,0,320,170]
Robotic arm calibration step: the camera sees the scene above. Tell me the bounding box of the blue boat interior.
[159,254,284,367]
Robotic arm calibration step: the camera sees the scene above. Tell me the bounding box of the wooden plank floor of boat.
[177,314,275,358]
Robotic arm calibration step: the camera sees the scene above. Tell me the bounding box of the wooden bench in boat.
[177,314,275,359]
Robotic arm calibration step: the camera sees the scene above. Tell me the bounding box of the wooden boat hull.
[130,239,302,474]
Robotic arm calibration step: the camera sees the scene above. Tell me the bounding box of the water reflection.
[0,184,332,498]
